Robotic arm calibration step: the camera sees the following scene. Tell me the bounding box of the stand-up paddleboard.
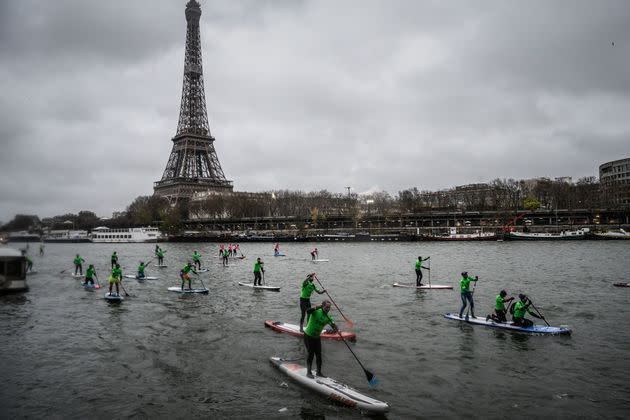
[156,265,168,268]
[167,286,209,294]
[196,268,209,273]
[311,259,329,263]
[104,292,123,302]
[124,275,159,280]
[26,270,38,275]
[71,273,85,278]
[443,313,571,335]
[238,282,280,291]
[265,320,356,341]
[273,254,286,257]
[393,282,453,290]
[82,283,101,289]
[269,357,389,414]
[614,282,630,288]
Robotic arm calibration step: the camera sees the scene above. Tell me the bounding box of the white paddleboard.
[311,259,329,263]
[196,268,209,273]
[71,273,85,278]
[104,292,123,301]
[156,265,168,268]
[392,282,453,290]
[270,357,388,414]
[238,282,280,291]
[124,275,159,280]
[167,286,209,294]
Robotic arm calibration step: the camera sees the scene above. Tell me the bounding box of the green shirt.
[253,261,263,273]
[300,280,320,299]
[460,276,476,292]
[495,294,506,311]
[74,256,84,265]
[138,263,146,274]
[304,308,335,338]
[182,264,193,274]
[513,301,532,319]
[111,253,118,262]
[415,260,423,270]
[157,249,165,258]
[192,252,201,262]
[86,267,96,278]
[111,267,122,279]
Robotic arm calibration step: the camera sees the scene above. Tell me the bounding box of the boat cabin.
[0,247,28,294]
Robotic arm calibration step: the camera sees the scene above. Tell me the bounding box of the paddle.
[262,269,266,285]
[527,298,550,326]
[335,330,378,386]
[94,273,102,289]
[428,258,431,288]
[118,275,130,297]
[313,274,353,328]
[192,270,207,291]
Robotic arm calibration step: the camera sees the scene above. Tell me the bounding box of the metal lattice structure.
[154,0,233,201]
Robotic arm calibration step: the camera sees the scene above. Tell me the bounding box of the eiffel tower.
[154,0,233,201]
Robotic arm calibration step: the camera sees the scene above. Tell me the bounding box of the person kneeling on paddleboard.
[459,272,478,319]
[137,262,146,279]
[253,258,264,286]
[84,264,96,286]
[511,294,544,328]
[304,300,338,379]
[299,273,326,332]
[415,256,430,286]
[180,261,197,290]
[109,264,122,296]
[487,290,514,323]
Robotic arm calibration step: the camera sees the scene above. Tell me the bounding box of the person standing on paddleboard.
[111,251,118,270]
[84,264,96,286]
[180,261,197,290]
[253,258,264,285]
[459,272,478,318]
[299,273,326,332]
[310,248,319,261]
[512,294,544,327]
[222,248,229,267]
[192,251,202,270]
[415,256,430,286]
[39,243,44,256]
[109,263,122,296]
[137,262,147,279]
[74,254,85,275]
[219,244,225,256]
[487,290,514,323]
[274,243,280,256]
[157,248,166,266]
[304,300,338,378]
[24,253,33,272]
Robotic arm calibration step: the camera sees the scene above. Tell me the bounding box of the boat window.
[0,262,5,275]
[6,261,21,277]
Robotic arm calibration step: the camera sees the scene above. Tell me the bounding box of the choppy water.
[1,241,629,419]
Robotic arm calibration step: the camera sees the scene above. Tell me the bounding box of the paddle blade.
[344,318,354,328]
[366,370,378,387]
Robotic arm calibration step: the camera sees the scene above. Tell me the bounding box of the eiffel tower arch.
[154,0,233,202]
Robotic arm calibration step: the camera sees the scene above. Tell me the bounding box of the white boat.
[504,228,589,241]
[0,247,28,293]
[593,229,630,239]
[423,227,498,241]
[6,231,41,242]
[90,226,163,243]
[43,229,91,243]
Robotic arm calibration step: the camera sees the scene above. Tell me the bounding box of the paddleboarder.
[415,256,430,286]
[180,261,197,290]
[487,290,514,323]
[84,264,96,286]
[39,243,44,256]
[274,243,280,256]
[304,300,338,378]
[253,257,264,286]
[24,253,33,272]
[458,272,478,319]
[222,248,229,267]
[192,251,202,270]
[512,294,545,327]
[219,244,225,256]
[299,273,326,332]
[109,263,122,296]
[154,244,160,257]
[137,261,147,279]
[74,254,85,275]
[110,251,118,269]
[157,248,166,266]
[310,248,319,261]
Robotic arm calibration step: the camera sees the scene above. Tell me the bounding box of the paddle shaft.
[428,259,431,287]
[193,270,207,290]
[313,275,351,322]
[336,330,375,384]
[528,300,551,326]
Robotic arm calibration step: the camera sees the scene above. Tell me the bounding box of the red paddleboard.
[265,320,356,341]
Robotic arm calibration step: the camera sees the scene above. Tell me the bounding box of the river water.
[1,241,629,419]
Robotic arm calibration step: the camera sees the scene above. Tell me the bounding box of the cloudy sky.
[1,0,629,221]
